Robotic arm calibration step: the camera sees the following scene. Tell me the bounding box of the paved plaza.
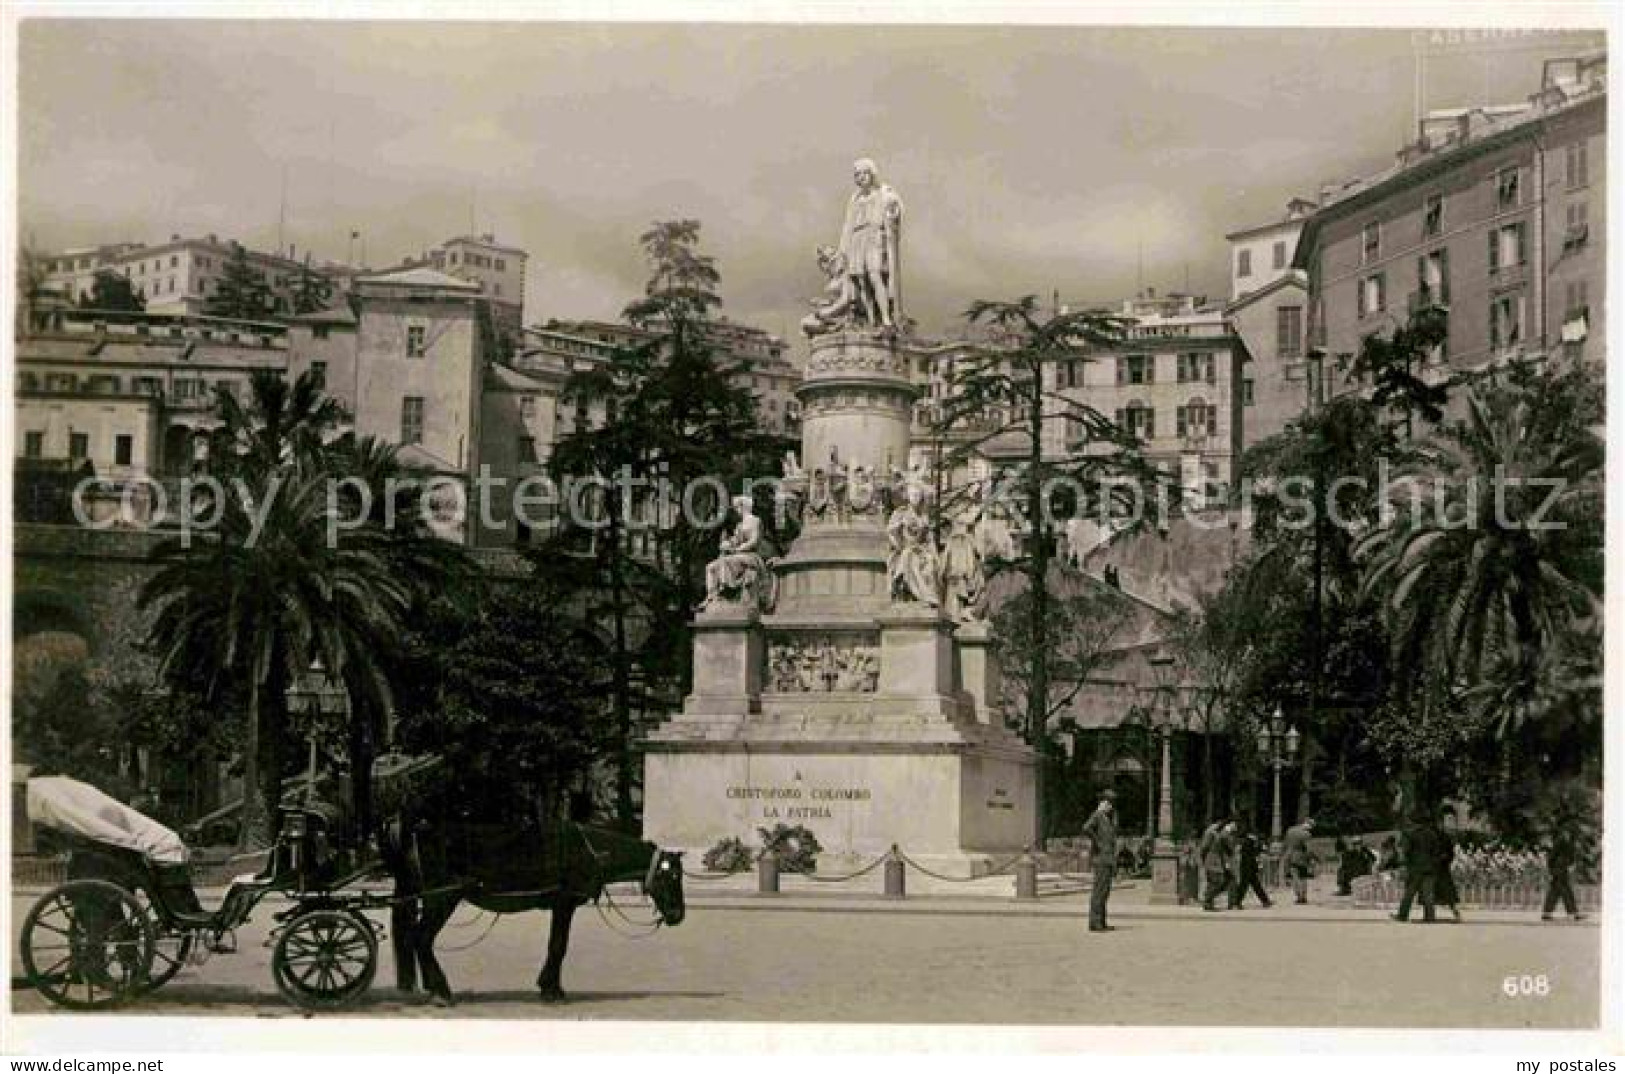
[8,880,1599,1028]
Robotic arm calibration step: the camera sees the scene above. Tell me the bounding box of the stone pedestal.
[684,606,762,716]
[954,619,999,725]
[643,328,1037,876]
[1151,849,1183,904]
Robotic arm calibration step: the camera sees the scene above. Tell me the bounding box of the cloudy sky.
[17,17,1606,346]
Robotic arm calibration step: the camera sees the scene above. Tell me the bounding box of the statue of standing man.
[838,158,904,331]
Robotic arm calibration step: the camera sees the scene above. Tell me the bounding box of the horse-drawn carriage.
[20,775,390,1011]
[19,774,687,1012]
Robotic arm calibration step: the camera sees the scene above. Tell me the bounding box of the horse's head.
[643,848,686,926]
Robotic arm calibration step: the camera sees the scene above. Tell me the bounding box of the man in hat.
[1080,790,1119,932]
[1282,816,1317,905]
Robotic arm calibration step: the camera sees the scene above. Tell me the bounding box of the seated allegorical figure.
[703,495,772,611]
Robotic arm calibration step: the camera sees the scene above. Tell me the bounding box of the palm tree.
[1355,373,1602,733]
[210,368,349,480]
[140,372,468,848]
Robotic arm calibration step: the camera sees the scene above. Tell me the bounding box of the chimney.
[170,233,180,242]
[208,233,218,243]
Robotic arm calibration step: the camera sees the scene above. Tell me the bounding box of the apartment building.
[38,235,324,318]
[1294,51,1606,398]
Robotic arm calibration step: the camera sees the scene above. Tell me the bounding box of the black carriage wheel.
[129,889,193,993]
[272,909,377,1011]
[21,879,156,1010]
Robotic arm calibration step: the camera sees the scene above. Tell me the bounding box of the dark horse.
[382,815,685,1005]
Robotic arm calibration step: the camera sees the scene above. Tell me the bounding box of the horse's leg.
[413,894,462,1007]
[391,899,420,993]
[536,895,579,1002]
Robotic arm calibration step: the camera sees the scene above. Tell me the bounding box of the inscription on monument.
[726,783,874,820]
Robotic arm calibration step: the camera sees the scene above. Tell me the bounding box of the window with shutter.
[1177,407,1188,438]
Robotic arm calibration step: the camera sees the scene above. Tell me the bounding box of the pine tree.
[536,219,777,825]
[291,253,334,315]
[204,242,273,320]
[83,269,146,313]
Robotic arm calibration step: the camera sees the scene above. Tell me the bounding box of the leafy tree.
[1234,388,1400,821]
[80,269,146,313]
[990,574,1137,737]
[1165,580,1260,829]
[203,242,273,321]
[17,245,55,330]
[990,574,1138,834]
[394,583,613,824]
[935,296,1165,839]
[12,663,129,795]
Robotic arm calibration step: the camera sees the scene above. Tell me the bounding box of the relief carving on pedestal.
[766,632,881,693]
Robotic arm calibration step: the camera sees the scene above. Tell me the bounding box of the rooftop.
[1316,51,1606,214]
[356,266,482,293]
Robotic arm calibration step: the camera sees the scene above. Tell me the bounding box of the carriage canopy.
[26,776,189,864]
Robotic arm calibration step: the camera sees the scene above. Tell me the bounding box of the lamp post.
[1147,648,1185,903]
[1147,649,1179,850]
[1256,705,1300,845]
[285,658,349,807]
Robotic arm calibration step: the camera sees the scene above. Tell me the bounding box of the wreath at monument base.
[758,823,824,875]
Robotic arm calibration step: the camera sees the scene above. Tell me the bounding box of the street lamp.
[1255,705,1300,844]
[285,658,349,807]
[1147,649,1178,852]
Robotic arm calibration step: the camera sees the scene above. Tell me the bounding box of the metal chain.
[894,848,1027,883]
[777,849,892,883]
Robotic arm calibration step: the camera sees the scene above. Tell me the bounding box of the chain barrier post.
[758,850,779,895]
[884,844,906,898]
[1014,846,1039,900]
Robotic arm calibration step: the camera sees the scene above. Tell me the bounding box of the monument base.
[643,740,1036,876]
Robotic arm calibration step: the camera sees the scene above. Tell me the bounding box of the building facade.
[1226,198,1316,302]
[427,233,528,344]
[525,317,803,438]
[1295,51,1606,396]
[38,235,324,319]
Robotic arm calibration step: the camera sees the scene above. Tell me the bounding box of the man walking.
[1435,812,1463,923]
[1199,819,1232,912]
[1081,790,1118,932]
[1392,812,1440,923]
[1229,825,1272,908]
[1281,817,1316,905]
[1541,817,1586,922]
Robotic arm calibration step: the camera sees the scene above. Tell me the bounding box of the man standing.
[1392,812,1440,923]
[1199,819,1232,912]
[1281,817,1316,905]
[837,158,904,329]
[1081,790,1118,933]
[1230,825,1272,909]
